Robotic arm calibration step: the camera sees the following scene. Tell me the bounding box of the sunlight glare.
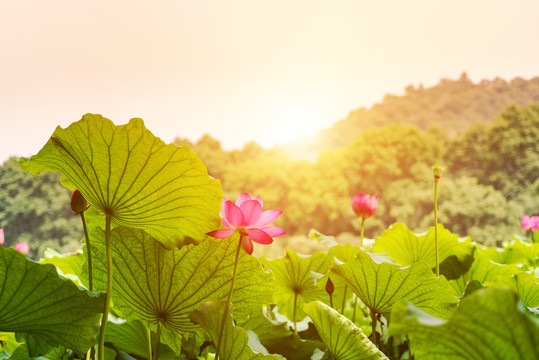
[268,105,322,146]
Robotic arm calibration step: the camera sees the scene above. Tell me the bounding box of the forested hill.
[281,73,539,158]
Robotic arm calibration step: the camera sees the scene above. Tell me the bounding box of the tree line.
[173,103,538,248]
[1,76,538,257]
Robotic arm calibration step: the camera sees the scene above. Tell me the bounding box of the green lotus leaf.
[310,230,363,313]
[0,247,104,357]
[331,250,457,318]
[19,113,222,248]
[303,301,388,360]
[478,244,527,265]
[449,251,520,297]
[85,226,273,334]
[309,229,339,248]
[105,320,177,359]
[372,223,473,270]
[485,272,539,310]
[190,300,282,360]
[0,332,23,356]
[510,240,539,267]
[261,249,332,322]
[389,287,539,360]
[40,248,85,286]
[242,308,324,360]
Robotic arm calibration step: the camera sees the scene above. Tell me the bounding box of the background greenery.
[2,74,538,258]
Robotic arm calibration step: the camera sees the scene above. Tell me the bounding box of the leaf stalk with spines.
[153,322,162,360]
[293,292,298,333]
[216,235,243,360]
[98,213,113,360]
[352,295,358,323]
[341,285,348,315]
[370,309,379,348]
[146,328,152,360]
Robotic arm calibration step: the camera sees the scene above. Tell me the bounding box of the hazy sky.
[1,0,539,162]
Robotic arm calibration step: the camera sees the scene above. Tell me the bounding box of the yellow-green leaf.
[19,114,222,248]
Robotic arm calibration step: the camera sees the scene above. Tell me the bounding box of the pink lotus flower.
[15,242,29,255]
[521,215,539,232]
[0,228,3,245]
[207,193,285,255]
[351,194,378,219]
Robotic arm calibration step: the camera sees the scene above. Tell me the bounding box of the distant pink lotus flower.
[0,228,4,245]
[351,194,378,219]
[521,215,539,232]
[15,242,29,255]
[207,193,285,254]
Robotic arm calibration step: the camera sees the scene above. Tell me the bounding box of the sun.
[267,105,323,146]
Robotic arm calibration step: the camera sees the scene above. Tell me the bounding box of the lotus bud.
[433,165,445,182]
[325,277,335,296]
[15,242,29,255]
[351,194,378,219]
[71,190,90,214]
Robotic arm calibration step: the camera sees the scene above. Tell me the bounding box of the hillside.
[280,73,539,159]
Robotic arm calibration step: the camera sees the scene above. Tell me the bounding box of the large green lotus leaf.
[331,250,457,318]
[40,248,85,286]
[10,345,72,360]
[0,247,104,357]
[389,287,539,360]
[310,230,363,313]
[449,251,520,297]
[105,320,177,360]
[242,308,323,360]
[86,226,273,334]
[0,332,23,356]
[372,223,473,269]
[485,272,539,310]
[510,240,539,267]
[261,249,332,322]
[478,245,527,265]
[190,300,282,360]
[19,113,222,248]
[303,301,388,360]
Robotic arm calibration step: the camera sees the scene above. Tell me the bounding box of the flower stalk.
[208,193,284,359]
[351,194,377,247]
[71,190,93,291]
[433,166,444,278]
[326,277,334,309]
[80,212,93,291]
[216,236,243,360]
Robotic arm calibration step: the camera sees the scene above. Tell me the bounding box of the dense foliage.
[0,113,537,360]
[2,77,538,256]
[0,158,82,258]
[174,104,538,248]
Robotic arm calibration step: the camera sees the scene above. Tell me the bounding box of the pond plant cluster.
[0,114,537,360]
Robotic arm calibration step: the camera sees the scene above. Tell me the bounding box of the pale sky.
[1,0,539,162]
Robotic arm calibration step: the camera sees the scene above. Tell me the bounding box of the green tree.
[0,158,82,258]
[446,104,539,200]
[384,165,523,246]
